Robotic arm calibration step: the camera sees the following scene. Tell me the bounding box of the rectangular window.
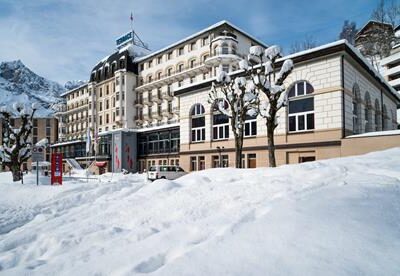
[212,114,229,140]
[202,36,209,46]
[247,154,257,168]
[244,117,257,137]
[221,155,229,167]
[190,42,196,51]
[190,156,197,171]
[198,156,205,170]
[212,156,220,168]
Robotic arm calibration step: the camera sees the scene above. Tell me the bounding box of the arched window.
[374,99,382,131]
[364,92,373,132]
[166,67,173,76]
[189,59,197,68]
[177,63,184,73]
[382,104,388,130]
[212,100,230,140]
[288,81,314,132]
[352,84,362,134]
[191,104,205,142]
[221,43,229,55]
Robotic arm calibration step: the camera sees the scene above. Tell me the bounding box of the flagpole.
[130,11,134,46]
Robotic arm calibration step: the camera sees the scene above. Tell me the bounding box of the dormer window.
[119,59,125,69]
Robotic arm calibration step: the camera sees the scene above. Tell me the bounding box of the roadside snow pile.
[1,149,400,275]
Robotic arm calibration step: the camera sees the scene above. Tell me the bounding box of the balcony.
[152,110,163,119]
[134,115,143,122]
[134,99,143,107]
[136,62,209,92]
[204,50,242,67]
[153,92,163,104]
[143,96,153,106]
[143,113,153,121]
[162,91,173,100]
[162,109,173,119]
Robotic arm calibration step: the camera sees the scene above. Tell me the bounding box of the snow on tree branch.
[0,102,38,181]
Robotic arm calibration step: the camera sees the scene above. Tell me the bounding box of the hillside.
[0,60,65,117]
[0,149,399,275]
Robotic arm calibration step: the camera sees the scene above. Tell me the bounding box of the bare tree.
[209,67,259,168]
[339,20,358,45]
[0,103,37,182]
[359,0,400,70]
[240,45,294,167]
[289,35,317,54]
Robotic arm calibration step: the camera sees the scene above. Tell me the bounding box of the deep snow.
[0,149,400,275]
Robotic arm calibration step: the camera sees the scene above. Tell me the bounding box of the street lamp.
[216,146,224,168]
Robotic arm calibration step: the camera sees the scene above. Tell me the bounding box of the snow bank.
[0,149,400,275]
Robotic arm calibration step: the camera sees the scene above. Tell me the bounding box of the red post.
[51,153,63,185]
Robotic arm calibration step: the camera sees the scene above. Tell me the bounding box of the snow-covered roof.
[355,20,393,37]
[135,20,268,63]
[346,129,400,138]
[60,82,88,97]
[50,140,85,147]
[98,123,180,136]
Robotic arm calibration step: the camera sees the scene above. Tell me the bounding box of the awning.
[95,161,107,167]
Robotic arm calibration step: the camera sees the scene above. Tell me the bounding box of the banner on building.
[51,153,63,185]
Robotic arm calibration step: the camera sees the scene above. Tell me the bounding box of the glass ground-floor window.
[190,156,197,171]
[198,156,205,170]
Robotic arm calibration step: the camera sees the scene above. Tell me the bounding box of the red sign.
[51,153,63,185]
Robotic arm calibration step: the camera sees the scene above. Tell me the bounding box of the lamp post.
[216,146,224,168]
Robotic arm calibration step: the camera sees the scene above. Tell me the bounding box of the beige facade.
[57,84,89,141]
[176,41,400,172]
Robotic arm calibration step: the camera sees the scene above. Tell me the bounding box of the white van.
[147,165,186,181]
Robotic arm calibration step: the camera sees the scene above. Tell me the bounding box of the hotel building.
[52,21,400,173]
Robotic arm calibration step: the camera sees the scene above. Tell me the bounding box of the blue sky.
[0,0,379,84]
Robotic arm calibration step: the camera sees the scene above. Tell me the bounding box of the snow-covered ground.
[1,149,400,275]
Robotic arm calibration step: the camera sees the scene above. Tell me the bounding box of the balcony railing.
[139,62,207,87]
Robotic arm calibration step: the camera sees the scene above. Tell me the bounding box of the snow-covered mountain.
[64,80,87,90]
[0,60,65,117]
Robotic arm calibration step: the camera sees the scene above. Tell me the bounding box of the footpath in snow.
[0,148,399,275]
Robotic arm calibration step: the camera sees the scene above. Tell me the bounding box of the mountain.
[64,80,87,90]
[0,60,65,117]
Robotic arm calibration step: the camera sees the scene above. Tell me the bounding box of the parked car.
[147,165,186,181]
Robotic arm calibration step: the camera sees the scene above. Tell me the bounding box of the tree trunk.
[11,167,22,182]
[235,133,243,168]
[267,118,277,167]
